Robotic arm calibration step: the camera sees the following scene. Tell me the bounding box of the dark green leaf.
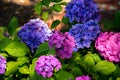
[5,42,29,57]
[42,11,49,21]
[0,27,6,41]
[0,38,11,51]
[56,70,75,80]
[42,0,51,7]
[51,20,60,29]
[59,2,67,5]
[47,47,56,55]
[19,65,29,74]
[62,17,69,24]
[8,17,18,37]
[34,2,42,15]
[94,60,116,75]
[52,4,62,12]
[114,10,120,26]
[71,67,82,76]
[5,61,19,76]
[35,42,49,56]
[51,0,62,2]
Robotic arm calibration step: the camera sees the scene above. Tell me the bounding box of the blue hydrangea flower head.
[65,0,100,23]
[69,20,100,51]
[18,19,52,52]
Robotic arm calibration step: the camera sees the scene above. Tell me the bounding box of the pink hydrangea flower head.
[48,31,75,59]
[76,75,90,80]
[35,55,61,78]
[95,32,120,62]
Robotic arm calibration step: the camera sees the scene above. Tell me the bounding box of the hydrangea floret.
[65,0,100,23]
[18,19,52,52]
[69,20,100,51]
[35,55,61,78]
[0,55,6,75]
[95,32,120,62]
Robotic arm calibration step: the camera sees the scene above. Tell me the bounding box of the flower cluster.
[69,20,100,51]
[48,31,75,59]
[65,0,100,23]
[76,75,90,80]
[35,55,61,78]
[0,56,6,75]
[95,32,120,62]
[18,19,52,52]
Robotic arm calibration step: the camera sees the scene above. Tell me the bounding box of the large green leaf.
[56,70,75,80]
[5,61,19,76]
[35,42,49,56]
[19,65,29,74]
[94,60,116,75]
[17,56,29,66]
[34,2,42,15]
[5,42,29,57]
[8,17,18,37]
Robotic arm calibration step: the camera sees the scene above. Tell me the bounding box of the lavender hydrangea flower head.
[35,55,61,78]
[69,20,100,51]
[18,19,52,52]
[76,75,91,80]
[65,0,100,23]
[95,32,120,62]
[0,55,6,75]
[48,31,75,59]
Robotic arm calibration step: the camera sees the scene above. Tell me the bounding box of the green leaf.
[52,4,62,12]
[0,37,11,51]
[117,78,120,80]
[56,70,75,80]
[47,47,56,55]
[71,67,82,76]
[51,0,62,2]
[8,17,18,37]
[94,60,116,75]
[42,0,51,7]
[42,11,49,21]
[91,54,101,63]
[5,42,29,57]
[34,2,42,15]
[84,54,95,67]
[17,57,29,66]
[62,17,69,24]
[114,10,120,26]
[0,27,6,41]
[0,53,8,58]
[5,61,19,76]
[19,65,29,74]
[35,42,49,56]
[59,2,67,5]
[51,20,60,29]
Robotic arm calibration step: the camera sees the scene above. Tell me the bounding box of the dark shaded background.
[0,0,120,26]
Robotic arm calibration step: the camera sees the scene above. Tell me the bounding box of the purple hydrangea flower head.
[95,32,120,62]
[69,20,100,51]
[35,55,61,78]
[18,19,52,52]
[65,0,100,23]
[0,55,6,75]
[48,31,75,59]
[76,75,91,80]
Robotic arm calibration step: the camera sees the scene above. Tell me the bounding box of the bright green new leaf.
[5,42,29,57]
[51,20,60,29]
[84,55,95,67]
[52,4,62,12]
[5,61,19,76]
[19,65,29,74]
[94,60,116,75]
[17,57,29,66]
[42,11,49,21]
[34,2,42,15]
[8,17,18,37]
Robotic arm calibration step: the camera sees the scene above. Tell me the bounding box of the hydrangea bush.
[0,0,120,80]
